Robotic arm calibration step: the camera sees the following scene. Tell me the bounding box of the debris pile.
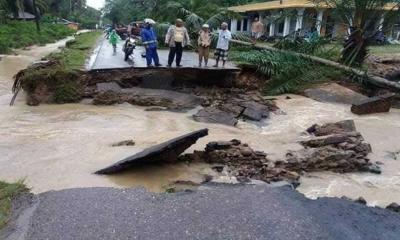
[180,120,380,185]
[179,139,300,184]
[286,120,379,174]
[193,90,276,126]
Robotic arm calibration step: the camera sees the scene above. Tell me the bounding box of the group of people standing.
[140,19,232,68]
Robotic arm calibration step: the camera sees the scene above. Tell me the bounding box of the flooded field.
[0,39,399,206]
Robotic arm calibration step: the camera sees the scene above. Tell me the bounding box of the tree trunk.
[32,0,40,32]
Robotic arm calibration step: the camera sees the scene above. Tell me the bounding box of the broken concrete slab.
[95,129,209,174]
[351,93,395,115]
[193,107,238,126]
[304,83,368,105]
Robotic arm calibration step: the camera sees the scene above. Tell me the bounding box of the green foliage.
[48,31,101,69]
[0,21,74,53]
[103,0,257,25]
[0,180,28,229]
[230,49,343,95]
[274,37,329,54]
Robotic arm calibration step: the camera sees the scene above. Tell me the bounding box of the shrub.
[0,21,75,53]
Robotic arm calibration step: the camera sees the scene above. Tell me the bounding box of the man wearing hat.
[197,24,211,68]
[141,19,161,67]
[214,22,232,68]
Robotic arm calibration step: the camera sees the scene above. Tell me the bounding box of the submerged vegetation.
[0,21,74,54]
[0,181,28,229]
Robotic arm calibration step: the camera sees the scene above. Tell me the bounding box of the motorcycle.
[123,36,136,61]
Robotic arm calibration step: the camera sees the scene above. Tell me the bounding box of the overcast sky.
[87,0,105,10]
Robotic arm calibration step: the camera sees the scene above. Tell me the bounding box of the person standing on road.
[213,22,232,68]
[109,30,120,54]
[197,24,211,68]
[165,19,190,67]
[141,19,162,67]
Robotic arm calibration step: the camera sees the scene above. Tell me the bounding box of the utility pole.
[32,0,41,32]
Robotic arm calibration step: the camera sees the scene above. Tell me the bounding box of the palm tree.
[314,0,400,67]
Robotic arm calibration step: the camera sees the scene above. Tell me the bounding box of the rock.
[206,141,234,151]
[240,148,253,157]
[386,203,400,213]
[93,91,121,105]
[193,107,238,126]
[238,101,270,121]
[307,120,357,136]
[351,93,395,115]
[367,164,382,174]
[212,165,224,173]
[95,129,209,174]
[218,103,244,118]
[96,82,122,93]
[355,197,367,205]
[304,83,369,105]
[111,140,135,147]
[300,133,357,148]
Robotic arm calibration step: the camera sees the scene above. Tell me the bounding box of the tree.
[315,0,400,67]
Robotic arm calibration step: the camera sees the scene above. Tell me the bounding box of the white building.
[229,0,400,39]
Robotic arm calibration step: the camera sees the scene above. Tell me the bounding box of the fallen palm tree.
[230,39,400,92]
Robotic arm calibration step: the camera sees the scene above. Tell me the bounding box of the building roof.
[228,0,399,13]
[8,11,36,19]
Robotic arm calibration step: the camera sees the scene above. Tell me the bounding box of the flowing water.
[0,39,399,206]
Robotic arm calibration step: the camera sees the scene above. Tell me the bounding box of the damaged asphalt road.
[2,184,400,240]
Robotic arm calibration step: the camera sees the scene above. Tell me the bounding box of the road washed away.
[1,37,400,207]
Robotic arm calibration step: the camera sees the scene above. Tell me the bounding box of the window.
[243,18,248,31]
[237,20,242,31]
[278,22,284,33]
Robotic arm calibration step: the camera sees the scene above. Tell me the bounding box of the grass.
[369,44,400,56]
[48,31,102,70]
[0,181,28,230]
[0,21,75,54]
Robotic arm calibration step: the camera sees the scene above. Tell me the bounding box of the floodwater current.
[0,38,399,207]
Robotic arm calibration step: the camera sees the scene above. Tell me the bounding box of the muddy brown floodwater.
[0,38,399,206]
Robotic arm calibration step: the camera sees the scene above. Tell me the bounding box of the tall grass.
[0,21,75,54]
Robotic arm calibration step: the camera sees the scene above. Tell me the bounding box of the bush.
[0,21,75,53]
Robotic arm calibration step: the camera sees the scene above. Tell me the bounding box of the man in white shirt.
[213,22,232,68]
